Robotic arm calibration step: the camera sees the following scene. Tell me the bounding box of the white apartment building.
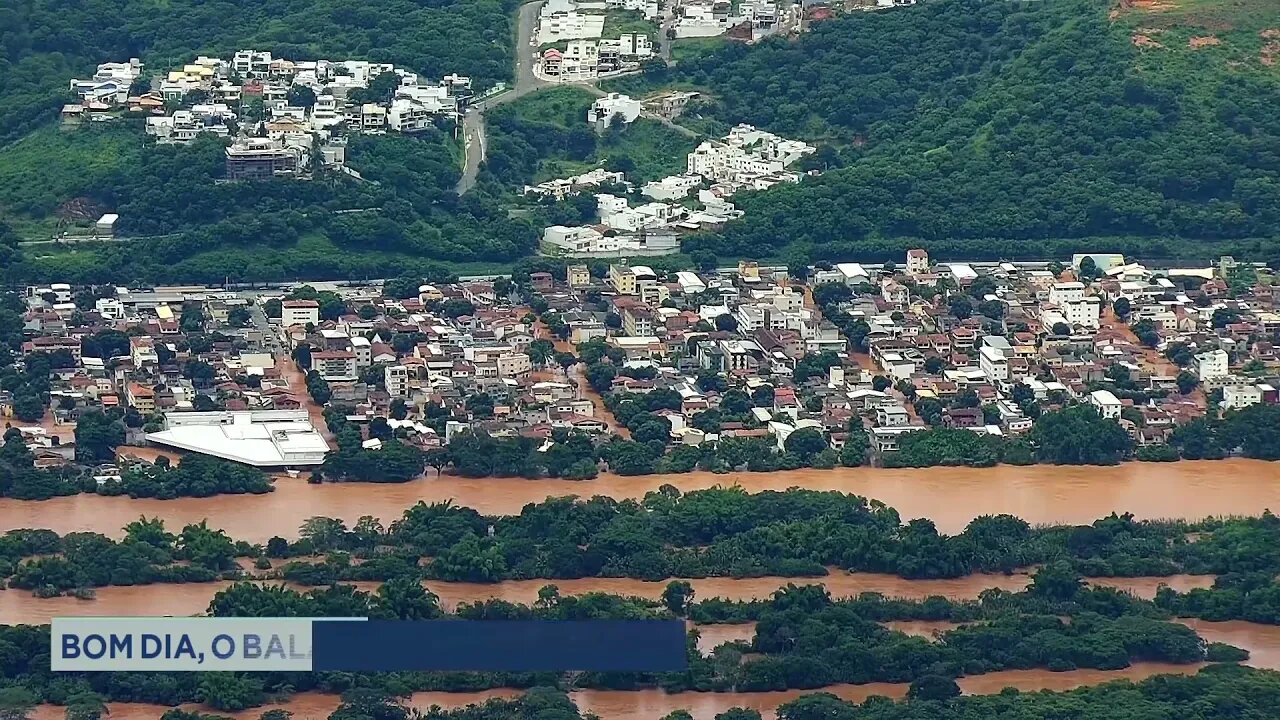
[1044,281,1100,329]
[350,336,372,369]
[1088,389,1122,419]
[980,345,1009,384]
[1196,348,1229,381]
[281,299,320,326]
[1223,383,1263,410]
[1049,282,1085,305]
[234,50,274,78]
[385,365,410,397]
[311,351,359,382]
[906,248,929,275]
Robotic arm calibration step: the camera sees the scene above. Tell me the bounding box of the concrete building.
[225,138,303,179]
[281,299,320,326]
[587,93,642,127]
[145,410,328,467]
[1223,383,1263,410]
[906,248,928,276]
[312,350,358,381]
[385,365,410,397]
[1196,349,1229,381]
[1088,389,1122,419]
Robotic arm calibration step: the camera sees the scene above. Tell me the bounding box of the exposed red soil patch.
[1132,33,1165,48]
[1263,30,1280,66]
[1188,35,1221,48]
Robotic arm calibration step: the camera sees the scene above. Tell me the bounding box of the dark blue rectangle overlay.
[313,620,688,672]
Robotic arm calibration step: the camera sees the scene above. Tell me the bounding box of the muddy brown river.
[2,460,1277,542]
[0,573,1217,626]
[24,665,1218,720]
[10,460,1280,720]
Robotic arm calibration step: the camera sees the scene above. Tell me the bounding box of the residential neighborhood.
[65,51,475,178]
[6,249,1280,482]
[538,123,815,257]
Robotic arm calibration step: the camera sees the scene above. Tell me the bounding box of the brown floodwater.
[0,573,1217,626]
[28,666,1213,720]
[3,459,1278,542]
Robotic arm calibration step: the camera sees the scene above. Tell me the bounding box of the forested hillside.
[0,0,519,145]
[0,125,538,284]
[671,0,1280,263]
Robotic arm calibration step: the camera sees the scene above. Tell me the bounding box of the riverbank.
[3,459,1277,541]
[0,573,1219,625]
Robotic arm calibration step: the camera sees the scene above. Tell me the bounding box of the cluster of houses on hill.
[534,0,660,81]
[65,52,473,179]
[536,123,816,257]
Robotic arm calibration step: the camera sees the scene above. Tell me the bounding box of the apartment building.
[385,365,410,397]
[312,351,358,382]
[281,299,320,326]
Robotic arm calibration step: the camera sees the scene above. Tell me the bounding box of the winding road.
[456,0,553,194]
[456,0,620,194]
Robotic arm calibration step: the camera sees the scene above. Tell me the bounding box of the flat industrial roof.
[146,414,328,467]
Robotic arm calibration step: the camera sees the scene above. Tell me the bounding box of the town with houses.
[6,249,1279,480]
[65,51,476,179]
[535,122,816,257]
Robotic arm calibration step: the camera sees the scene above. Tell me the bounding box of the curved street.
[456,0,551,194]
[456,0,616,194]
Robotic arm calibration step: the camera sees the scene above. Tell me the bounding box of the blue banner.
[313,620,688,672]
[52,618,687,672]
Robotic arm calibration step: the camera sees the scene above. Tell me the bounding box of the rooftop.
[145,410,329,467]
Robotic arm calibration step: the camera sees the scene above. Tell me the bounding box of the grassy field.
[497,86,700,185]
[672,36,728,63]
[1112,0,1280,65]
[601,10,660,38]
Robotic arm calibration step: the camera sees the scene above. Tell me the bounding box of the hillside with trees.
[663,0,1280,264]
[0,0,519,146]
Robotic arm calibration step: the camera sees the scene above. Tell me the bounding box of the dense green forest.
[0,125,538,283]
[0,0,519,146]
[659,0,1280,262]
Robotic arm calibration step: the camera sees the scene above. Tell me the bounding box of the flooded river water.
[0,573,1217,625]
[3,459,1278,542]
[11,459,1280,720]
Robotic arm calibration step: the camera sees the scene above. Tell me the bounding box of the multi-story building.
[225,138,303,179]
[311,351,358,382]
[281,299,320,326]
[567,264,592,288]
[609,264,637,295]
[1196,348,1229,381]
[906,248,929,275]
[385,365,410,397]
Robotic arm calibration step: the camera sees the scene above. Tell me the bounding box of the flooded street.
[0,573,1216,626]
[3,459,1279,541]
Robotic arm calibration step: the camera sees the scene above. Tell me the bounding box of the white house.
[1088,389,1122,419]
[587,93,642,127]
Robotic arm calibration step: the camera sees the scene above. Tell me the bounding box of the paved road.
[455,0,550,194]
[455,0,623,194]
